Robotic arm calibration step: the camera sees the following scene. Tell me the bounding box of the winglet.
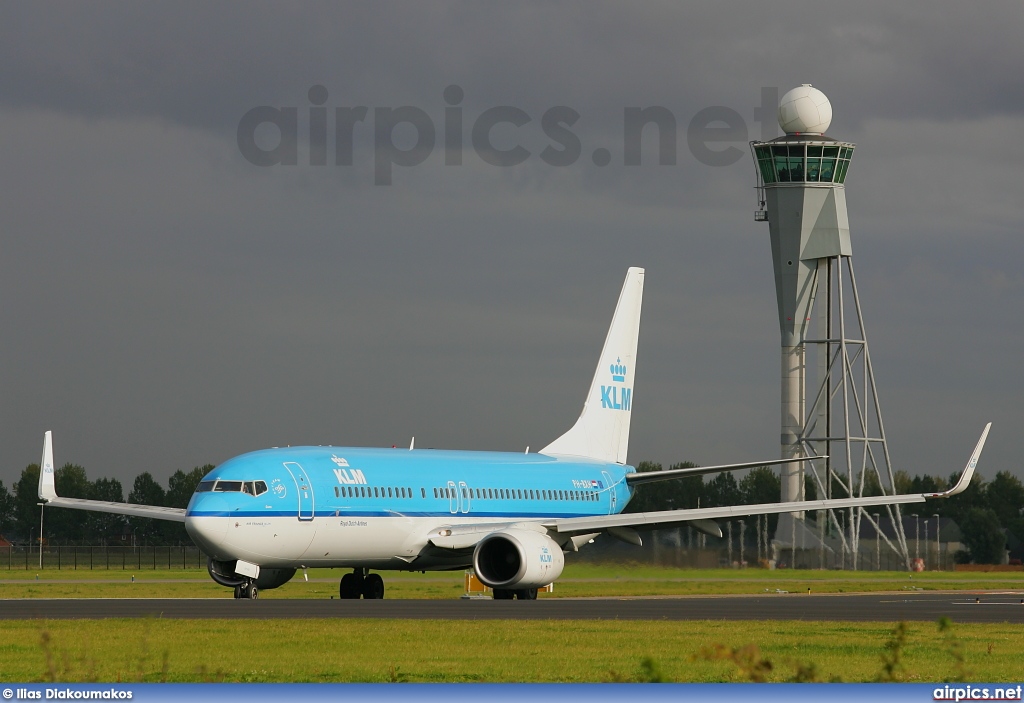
[926,422,992,498]
[38,431,57,502]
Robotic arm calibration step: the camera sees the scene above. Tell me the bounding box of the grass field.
[0,618,1020,683]
[2,564,1021,599]
[2,564,1021,683]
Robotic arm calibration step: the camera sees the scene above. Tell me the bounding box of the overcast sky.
[1,1,1022,492]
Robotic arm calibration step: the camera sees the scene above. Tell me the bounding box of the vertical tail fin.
[541,267,644,464]
[39,430,57,501]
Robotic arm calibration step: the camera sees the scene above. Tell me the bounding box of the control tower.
[751,85,910,569]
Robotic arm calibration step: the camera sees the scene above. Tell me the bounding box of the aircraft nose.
[184,493,230,554]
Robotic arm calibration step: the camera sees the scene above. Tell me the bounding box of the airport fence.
[574,526,951,571]
[0,545,207,571]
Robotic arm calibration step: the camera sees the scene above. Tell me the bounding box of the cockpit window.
[200,479,269,495]
[214,480,243,492]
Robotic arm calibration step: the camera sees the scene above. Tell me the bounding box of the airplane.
[37,267,992,600]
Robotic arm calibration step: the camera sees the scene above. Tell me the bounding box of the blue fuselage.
[184,446,636,570]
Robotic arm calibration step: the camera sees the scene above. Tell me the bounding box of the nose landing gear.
[232,581,259,599]
[338,569,385,599]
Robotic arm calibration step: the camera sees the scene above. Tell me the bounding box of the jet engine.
[472,528,564,589]
[207,558,296,590]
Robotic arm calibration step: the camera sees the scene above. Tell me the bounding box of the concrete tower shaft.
[767,184,851,346]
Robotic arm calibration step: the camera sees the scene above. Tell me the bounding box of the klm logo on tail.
[600,358,632,411]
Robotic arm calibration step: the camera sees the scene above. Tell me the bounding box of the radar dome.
[778,84,832,134]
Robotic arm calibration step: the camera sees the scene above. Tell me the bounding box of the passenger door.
[283,462,314,521]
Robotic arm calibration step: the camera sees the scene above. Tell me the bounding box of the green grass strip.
[0,618,1020,683]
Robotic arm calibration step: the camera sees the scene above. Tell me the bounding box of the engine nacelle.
[207,558,296,590]
[473,528,564,589]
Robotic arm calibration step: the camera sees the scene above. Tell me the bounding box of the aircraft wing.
[548,422,991,539]
[41,496,186,522]
[428,522,521,550]
[37,431,186,523]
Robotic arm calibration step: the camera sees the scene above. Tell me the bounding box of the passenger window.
[421,487,426,498]
[334,487,339,498]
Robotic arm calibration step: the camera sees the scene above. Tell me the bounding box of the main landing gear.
[233,581,259,600]
[339,568,385,599]
[492,588,538,600]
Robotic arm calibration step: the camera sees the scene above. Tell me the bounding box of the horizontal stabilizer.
[626,456,824,486]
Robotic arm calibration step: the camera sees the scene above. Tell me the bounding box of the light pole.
[873,512,881,571]
[933,514,941,571]
[37,502,45,570]
[912,514,919,562]
[739,520,746,567]
[924,520,929,569]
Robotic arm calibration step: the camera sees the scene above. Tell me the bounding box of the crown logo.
[610,358,627,383]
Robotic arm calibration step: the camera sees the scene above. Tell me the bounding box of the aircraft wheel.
[514,588,538,600]
[339,572,362,599]
[233,585,242,599]
[248,585,259,600]
[492,589,514,600]
[362,573,385,599]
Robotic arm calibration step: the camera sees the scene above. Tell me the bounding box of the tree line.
[1,458,1021,563]
[625,462,1024,564]
[0,463,213,546]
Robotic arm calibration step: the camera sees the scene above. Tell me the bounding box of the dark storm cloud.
[3,2,1022,130]
[0,1,1021,489]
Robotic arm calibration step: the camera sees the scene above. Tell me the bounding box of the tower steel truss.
[801,255,911,569]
